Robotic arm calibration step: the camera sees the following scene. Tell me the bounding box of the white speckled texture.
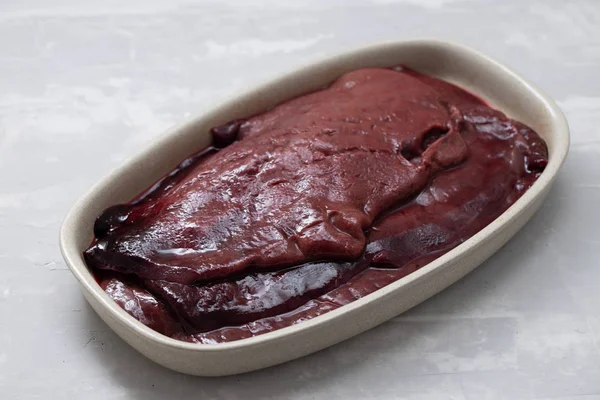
[0,0,598,398]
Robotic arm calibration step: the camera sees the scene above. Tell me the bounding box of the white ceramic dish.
[59,39,569,376]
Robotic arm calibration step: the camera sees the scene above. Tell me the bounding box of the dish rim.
[59,38,570,352]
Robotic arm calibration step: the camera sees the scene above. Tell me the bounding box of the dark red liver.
[85,67,547,343]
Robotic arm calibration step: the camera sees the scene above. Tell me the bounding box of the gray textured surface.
[1,0,599,399]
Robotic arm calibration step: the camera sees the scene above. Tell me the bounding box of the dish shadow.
[77,175,567,400]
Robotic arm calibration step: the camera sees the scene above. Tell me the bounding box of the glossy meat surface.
[86,68,469,285]
[85,67,547,342]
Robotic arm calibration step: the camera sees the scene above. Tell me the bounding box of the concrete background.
[1,1,599,399]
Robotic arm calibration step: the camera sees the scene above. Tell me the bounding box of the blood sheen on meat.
[84,67,547,343]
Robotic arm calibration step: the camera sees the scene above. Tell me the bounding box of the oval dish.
[59,39,569,376]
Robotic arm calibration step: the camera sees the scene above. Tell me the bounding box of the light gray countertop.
[1,1,599,399]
